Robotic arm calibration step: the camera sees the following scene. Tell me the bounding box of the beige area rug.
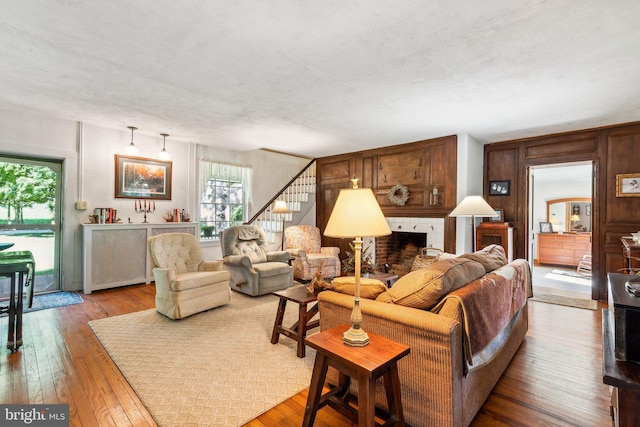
[89,290,316,426]
[530,293,598,310]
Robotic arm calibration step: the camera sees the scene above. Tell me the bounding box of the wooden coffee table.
[271,285,320,358]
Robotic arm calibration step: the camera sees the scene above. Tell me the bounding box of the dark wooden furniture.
[271,285,320,358]
[537,232,591,267]
[476,222,513,261]
[603,273,640,427]
[302,324,410,427]
[603,311,640,426]
[620,237,640,272]
[368,271,398,287]
[0,250,35,351]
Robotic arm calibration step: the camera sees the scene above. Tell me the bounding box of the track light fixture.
[158,133,170,159]
[125,126,139,155]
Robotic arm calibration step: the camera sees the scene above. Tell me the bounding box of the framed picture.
[539,222,553,233]
[490,208,504,222]
[616,173,640,197]
[585,204,591,216]
[115,154,172,200]
[489,180,510,196]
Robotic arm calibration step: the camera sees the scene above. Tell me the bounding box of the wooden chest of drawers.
[538,233,591,267]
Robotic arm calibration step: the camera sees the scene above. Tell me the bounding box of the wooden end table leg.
[270,297,287,344]
[357,373,377,427]
[297,302,308,357]
[303,352,329,427]
[383,364,406,426]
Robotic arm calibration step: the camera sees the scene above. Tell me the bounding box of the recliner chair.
[148,232,231,319]
[284,225,340,281]
[221,225,293,296]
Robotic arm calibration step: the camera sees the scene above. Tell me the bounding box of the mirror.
[547,197,591,232]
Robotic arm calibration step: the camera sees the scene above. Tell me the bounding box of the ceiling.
[1,1,639,158]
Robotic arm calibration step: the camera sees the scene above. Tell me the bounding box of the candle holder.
[135,199,155,223]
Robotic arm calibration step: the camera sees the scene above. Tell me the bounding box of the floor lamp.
[449,195,497,252]
[272,200,290,250]
[323,178,391,346]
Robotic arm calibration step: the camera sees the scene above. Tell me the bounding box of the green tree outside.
[0,162,56,223]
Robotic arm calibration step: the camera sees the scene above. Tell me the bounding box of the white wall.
[0,108,311,291]
[455,133,485,254]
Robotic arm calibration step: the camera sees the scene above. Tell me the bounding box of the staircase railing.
[246,158,316,225]
[244,158,316,243]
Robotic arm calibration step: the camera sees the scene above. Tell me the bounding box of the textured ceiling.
[1,1,639,157]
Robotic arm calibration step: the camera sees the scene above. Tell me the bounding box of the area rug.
[0,291,83,317]
[530,293,597,310]
[89,290,316,427]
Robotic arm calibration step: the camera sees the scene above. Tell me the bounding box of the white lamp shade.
[272,200,290,214]
[449,195,497,217]
[324,187,391,238]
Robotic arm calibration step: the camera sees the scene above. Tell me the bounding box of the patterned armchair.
[221,225,293,296]
[284,225,341,281]
[148,233,230,319]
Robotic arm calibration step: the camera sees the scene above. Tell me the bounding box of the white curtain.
[199,160,253,212]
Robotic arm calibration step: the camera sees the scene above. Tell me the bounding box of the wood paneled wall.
[484,121,640,301]
[316,135,458,260]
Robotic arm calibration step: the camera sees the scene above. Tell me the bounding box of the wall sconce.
[158,133,170,160]
[125,126,139,155]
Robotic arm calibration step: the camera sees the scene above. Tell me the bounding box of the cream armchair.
[221,225,293,296]
[148,233,230,319]
[284,225,340,281]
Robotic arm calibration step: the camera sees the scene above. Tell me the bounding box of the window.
[199,161,252,240]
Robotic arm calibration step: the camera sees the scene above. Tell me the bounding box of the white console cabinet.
[82,223,198,294]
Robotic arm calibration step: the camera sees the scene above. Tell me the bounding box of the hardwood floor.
[1,284,612,426]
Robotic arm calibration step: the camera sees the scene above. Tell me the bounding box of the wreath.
[388,184,409,206]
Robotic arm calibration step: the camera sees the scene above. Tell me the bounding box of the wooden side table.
[302,324,410,427]
[368,271,398,287]
[271,285,320,358]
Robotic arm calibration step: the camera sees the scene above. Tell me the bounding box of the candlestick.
[134,198,155,223]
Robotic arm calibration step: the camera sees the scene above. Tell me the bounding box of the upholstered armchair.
[148,233,230,319]
[284,225,341,281]
[221,225,293,296]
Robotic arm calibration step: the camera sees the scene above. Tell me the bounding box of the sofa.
[317,245,531,427]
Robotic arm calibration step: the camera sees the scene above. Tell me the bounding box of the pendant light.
[125,126,139,155]
[158,133,170,159]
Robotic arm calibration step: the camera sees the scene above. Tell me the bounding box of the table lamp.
[324,178,391,346]
[272,200,291,250]
[449,195,497,252]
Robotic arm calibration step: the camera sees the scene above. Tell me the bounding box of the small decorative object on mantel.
[135,199,155,223]
[388,183,409,206]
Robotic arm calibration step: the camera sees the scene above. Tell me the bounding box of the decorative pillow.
[375,258,485,309]
[459,244,508,273]
[331,276,388,299]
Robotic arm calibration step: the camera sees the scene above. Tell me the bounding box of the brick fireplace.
[373,217,445,277]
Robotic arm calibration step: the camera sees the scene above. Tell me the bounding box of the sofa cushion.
[331,276,388,299]
[459,244,508,273]
[375,258,486,309]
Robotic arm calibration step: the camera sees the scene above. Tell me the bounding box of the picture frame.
[115,154,172,200]
[616,173,640,197]
[490,208,504,222]
[585,204,591,216]
[539,221,553,233]
[489,180,510,196]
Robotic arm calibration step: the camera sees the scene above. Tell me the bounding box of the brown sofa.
[317,245,531,427]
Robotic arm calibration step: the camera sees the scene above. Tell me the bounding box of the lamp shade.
[272,200,290,214]
[324,186,391,238]
[449,195,497,217]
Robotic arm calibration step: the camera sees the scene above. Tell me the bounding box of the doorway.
[0,155,62,297]
[528,162,593,300]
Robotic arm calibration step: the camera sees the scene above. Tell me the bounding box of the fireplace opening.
[375,231,428,277]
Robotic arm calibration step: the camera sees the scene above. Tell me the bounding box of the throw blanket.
[432,259,531,369]
[238,225,261,240]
